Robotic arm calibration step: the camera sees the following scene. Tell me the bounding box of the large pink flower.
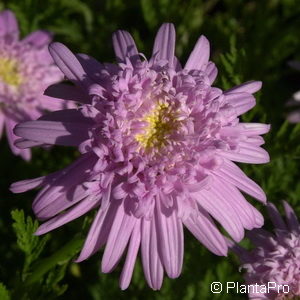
[11,23,270,289]
[0,10,71,160]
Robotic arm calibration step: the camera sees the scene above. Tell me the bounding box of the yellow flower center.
[0,57,23,87]
[136,101,179,150]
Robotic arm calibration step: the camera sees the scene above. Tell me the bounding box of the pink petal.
[10,168,63,193]
[49,42,93,88]
[10,176,46,193]
[76,193,120,262]
[238,123,270,136]
[173,56,182,72]
[141,218,164,290]
[213,177,264,229]
[36,184,91,220]
[0,10,19,41]
[225,81,262,94]
[283,201,300,232]
[14,120,91,146]
[184,35,210,71]
[155,196,183,278]
[32,153,97,219]
[287,110,300,123]
[195,188,245,242]
[224,92,256,115]
[120,220,141,290]
[220,142,270,164]
[35,194,100,235]
[15,138,46,149]
[39,109,94,123]
[183,207,227,256]
[205,62,218,84]
[40,95,76,112]
[5,117,31,160]
[44,83,89,103]
[151,23,176,67]
[0,111,5,139]
[112,30,139,62]
[22,30,52,47]
[267,203,287,230]
[213,159,266,202]
[76,53,112,83]
[247,228,275,248]
[101,201,137,273]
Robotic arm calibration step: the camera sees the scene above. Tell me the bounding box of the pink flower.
[286,61,300,123]
[11,23,270,289]
[230,201,300,299]
[0,10,71,160]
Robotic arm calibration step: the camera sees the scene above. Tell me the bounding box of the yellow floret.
[0,57,23,87]
[136,101,179,150]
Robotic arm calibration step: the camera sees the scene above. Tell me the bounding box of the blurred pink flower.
[230,201,300,299]
[11,23,269,289]
[286,61,300,123]
[0,10,71,160]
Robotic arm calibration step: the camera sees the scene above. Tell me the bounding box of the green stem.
[25,236,84,285]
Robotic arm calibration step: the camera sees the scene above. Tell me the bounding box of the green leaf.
[26,236,84,285]
[0,283,10,300]
[11,209,49,280]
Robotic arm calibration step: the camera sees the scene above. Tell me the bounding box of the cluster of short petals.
[0,10,71,160]
[11,23,270,289]
[232,201,300,299]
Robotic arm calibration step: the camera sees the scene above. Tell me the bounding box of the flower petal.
[225,81,262,94]
[22,30,52,47]
[112,30,139,62]
[213,159,266,202]
[14,120,91,146]
[184,35,210,71]
[101,201,137,273]
[220,142,270,164]
[49,42,93,88]
[246,228,275,248]
[195,188,245,242]
[141,218,164,290]
[183,206,227,256]
[152,23,176,67]
[155,196,183,278]
[287,110,300,123]
[0,10,18,41]
[35,194,100,235]
[213,177,264,229]
[44,83,89,103]
[267,203,287,230]
[283,201,300,232]
[10,176,46,193]
[5,117,31,160]
[40,94,76,111]
[120,220,141,290]
[205,62,218,84]
[76,191,120,262]
[224,92,256,115]
[0,111,5,139]
[32,153,97,219]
